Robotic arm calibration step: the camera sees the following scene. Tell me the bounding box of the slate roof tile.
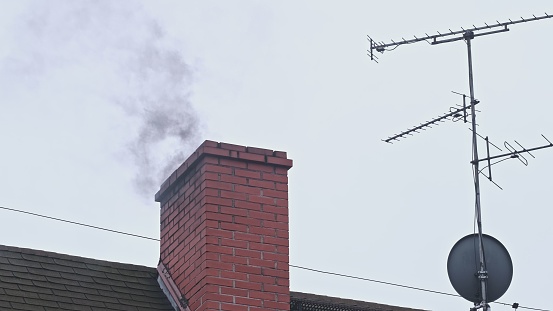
[41,262,75,273]
[13,271,47,282]
[1,293,25,303]
[18,284,53,295]
[53,258,88,269]
[1,275,35,286]
[0,244,425,311]
[0,244,174,311]
[27,267,61,278]
[9,258,42,269]
[96,289,133,300]
[21,253,55,264]
[4,288,40,299]
[24,297,59,308]
[0,262,28,273]
[10,301,46,310]
[57,302,93,310]
[32,279,67,291]
[72,267,106,278]
[38,293,74,304]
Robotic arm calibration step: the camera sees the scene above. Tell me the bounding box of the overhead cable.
[0,205,549,311]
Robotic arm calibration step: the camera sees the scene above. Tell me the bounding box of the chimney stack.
[156,140,293,311]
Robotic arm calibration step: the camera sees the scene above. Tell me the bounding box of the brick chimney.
[155,141,293,311]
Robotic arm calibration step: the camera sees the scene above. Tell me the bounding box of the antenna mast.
[369,13,553,311]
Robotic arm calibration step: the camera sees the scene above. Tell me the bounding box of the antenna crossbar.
[383,100,478,143]
[471,135,553,164]
[368,13,552,61]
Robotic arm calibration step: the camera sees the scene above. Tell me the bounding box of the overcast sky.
[1,1,552,310]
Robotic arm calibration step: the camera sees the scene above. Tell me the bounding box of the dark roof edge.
[0,243,157,272]
[291,291,428,311]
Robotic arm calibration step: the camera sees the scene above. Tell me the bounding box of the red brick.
[247,179,275,189]
[206,213,232,222]
[203,146,230,157]
[203,163,233,174]
[220,222,247,232]
[234,216,262,227]
[206,228,234,239]
[249,274,276,285]
[219,174,248,185]
[220,286,248,297]
[234,200,261,211]
[261,173,288,183]
[263,284,289,295]
[220,206,248,217]
[234,185,261,195]
[221,303,248,311]
[263,300,290,310]
[249,196,275,205]
[263,220,288,230]
[220,238,248,249]
[262,189,287,199]
[234,232,262,243]
[219,142,247,152]
[234,169,261,179]
[238,281,264,292]
[262,268,288,278]
[204,196,233,207]
[275,167,289,175]
[266,156,293,167]
[249,210,275,221]
[246,146,274,155]
[263,205,288,215]
[235,264,261,274]
[205,276,233,287]
[235,297,263,307]
[221,254,248,265]
[235,248,262,259]
[249,226,276,236]
[247,162,274,173]
[220,190,247,200]
[272,150,287,158]
[220,270,248,281]
[238,152,266,162]
[249,291,276,301]
[219,158,247,168]
[203,180,233,191]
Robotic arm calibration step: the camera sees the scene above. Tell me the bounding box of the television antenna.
[368,13,553,311]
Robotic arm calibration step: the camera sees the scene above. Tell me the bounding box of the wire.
[290,264,459,297]
[0,205,549,311]
[291,265,550,311]
[0,206,160,242]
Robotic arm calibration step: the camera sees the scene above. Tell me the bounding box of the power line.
[290,264,459,297]
[0,205,549,311]
[0,206,159,241]
[290,265,549,311]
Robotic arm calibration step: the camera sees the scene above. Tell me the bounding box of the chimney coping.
[155,140,292,203]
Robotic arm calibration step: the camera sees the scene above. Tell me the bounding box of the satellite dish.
[447,233,513,303]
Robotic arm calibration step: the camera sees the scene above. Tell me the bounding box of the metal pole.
[465,31,488,311]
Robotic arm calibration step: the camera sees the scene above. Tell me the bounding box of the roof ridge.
[0,244,157,272]
[290,291,428,311]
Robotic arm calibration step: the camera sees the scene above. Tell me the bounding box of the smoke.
[1,0,200,198]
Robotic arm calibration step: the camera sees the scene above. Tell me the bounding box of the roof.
[0,244,426,311]
[290,292,426,311]
[0,244,173,311]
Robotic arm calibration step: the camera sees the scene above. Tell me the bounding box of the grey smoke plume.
[2,0,200,198]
